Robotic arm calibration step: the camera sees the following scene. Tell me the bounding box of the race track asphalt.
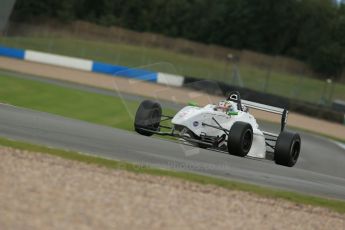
[0,103,345,200]
[0,69,344,200]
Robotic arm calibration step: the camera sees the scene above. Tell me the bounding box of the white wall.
[25,50,93,71]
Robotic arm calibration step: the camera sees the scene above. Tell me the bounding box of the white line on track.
[335,141,345,151]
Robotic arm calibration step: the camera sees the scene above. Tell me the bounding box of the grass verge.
[0,136,344,214]
[0,73,175,131]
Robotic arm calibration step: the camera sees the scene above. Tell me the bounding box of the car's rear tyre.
[274,131,301,167]
[134,100,162,136]
[227,122,253,157]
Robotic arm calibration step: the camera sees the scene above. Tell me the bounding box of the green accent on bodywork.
[188,101,198,106]
[228,111,238,116]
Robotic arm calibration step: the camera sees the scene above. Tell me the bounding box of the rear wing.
[242,99,288,133]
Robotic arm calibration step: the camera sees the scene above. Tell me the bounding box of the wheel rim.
[242,129,252,152]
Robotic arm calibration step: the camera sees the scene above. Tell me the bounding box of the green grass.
[1,36,344,104]
[0,136,344,214]
[0,73,175,131]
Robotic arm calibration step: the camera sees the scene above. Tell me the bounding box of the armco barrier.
[0,46,25,59]
[157,73,184,87]
[25,50,93,71]
[0,45,184,86]
[92,62,157,82]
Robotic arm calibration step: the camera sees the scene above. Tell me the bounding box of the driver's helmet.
[229,94,238,101]
[217,100,233,112]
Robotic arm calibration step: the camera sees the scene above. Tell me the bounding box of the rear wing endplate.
[242,100,288,132]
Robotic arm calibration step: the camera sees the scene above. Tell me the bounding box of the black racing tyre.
[227,122,253,157]
[274,131,301,167]
[134,100,162,136]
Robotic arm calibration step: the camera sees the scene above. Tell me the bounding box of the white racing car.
[134,91,301,167]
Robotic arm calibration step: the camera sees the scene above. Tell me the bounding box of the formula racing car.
[134,91,301,167]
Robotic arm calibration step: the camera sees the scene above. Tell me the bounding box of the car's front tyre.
[227,122,253,157]
[274,131,301,167]
[134,100,162,136]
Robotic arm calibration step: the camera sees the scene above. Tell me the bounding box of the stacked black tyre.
[134,100,162,136]
[274,131,301,167]
[227,122,253,157]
